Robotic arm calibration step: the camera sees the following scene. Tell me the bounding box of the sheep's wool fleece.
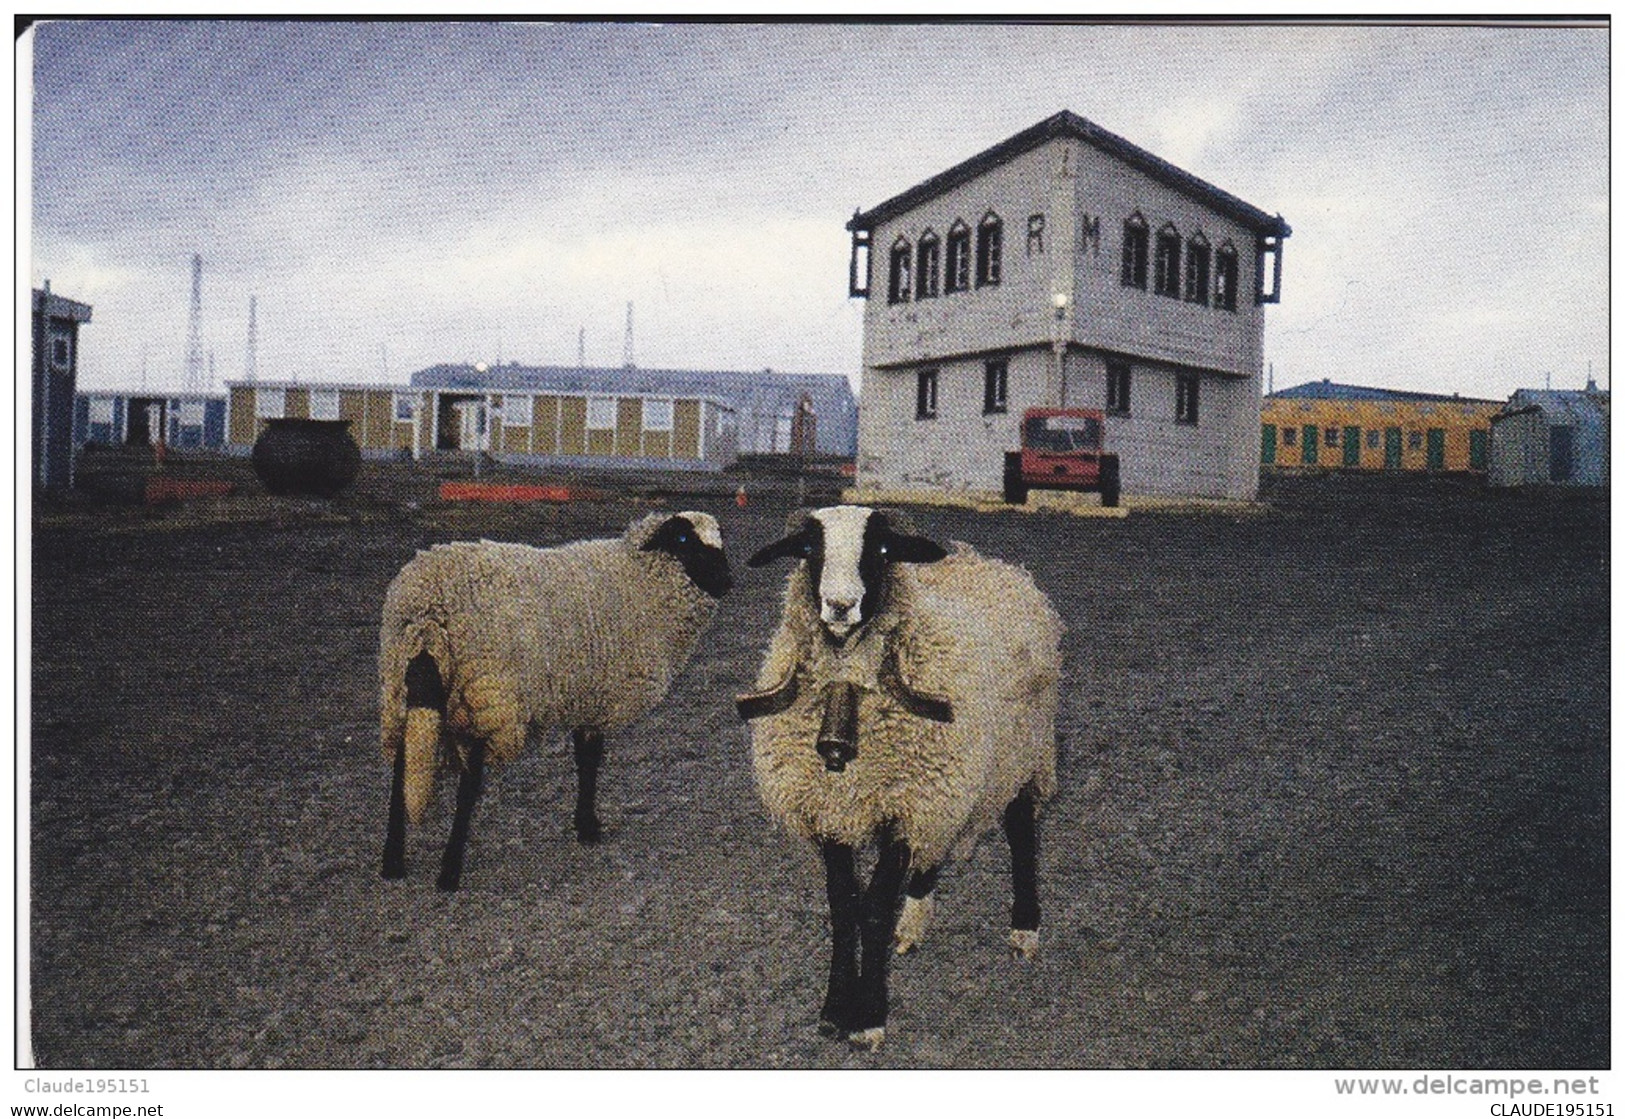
[750,543,1061,868]
[379,514,718,769]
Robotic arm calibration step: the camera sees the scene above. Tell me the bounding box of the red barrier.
[145,478,235,504]
[438,482,583,503]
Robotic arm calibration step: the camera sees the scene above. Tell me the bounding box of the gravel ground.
[27,460,1608,1069]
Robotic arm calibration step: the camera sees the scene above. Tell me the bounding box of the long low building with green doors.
[1261,380,1500,473]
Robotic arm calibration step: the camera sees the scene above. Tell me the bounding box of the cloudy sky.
[27,18,1607,401]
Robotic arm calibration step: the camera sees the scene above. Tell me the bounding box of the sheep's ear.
[874,513,948,565]
[748,527,816,567]
[883,532,947,565]
[748,511,817,567]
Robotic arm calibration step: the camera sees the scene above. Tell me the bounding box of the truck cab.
[1004,407,1121,507]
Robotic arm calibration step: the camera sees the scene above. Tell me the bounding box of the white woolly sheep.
[739,505,1060,1049]
[379,510,731,891]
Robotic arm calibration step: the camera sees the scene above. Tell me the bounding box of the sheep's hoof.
[848,1026,886,1051]
[573,815,603,844]
[1008,928,1040,960]
[893,895,933,955]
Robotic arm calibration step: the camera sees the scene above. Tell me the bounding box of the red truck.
[1003,407,1121,507]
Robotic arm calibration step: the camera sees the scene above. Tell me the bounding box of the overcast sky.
[27,18,1608,401]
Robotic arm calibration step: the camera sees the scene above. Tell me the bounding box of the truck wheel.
[1003,453,1027,504]
[1100,455,1121,508]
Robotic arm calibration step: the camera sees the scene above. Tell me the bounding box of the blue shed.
[1487,384,1609,488]
[75,391,228,451]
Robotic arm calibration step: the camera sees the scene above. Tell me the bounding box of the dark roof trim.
[848,111,1291,238]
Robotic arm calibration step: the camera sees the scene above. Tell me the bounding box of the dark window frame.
[887,235,913,304]
[1184,232,1211,305]
[982,358,1009,415]
[1282,426,1297,447]
[1214,242,1239,312]
[975,210,1003,288]
[1106,360,1132,415]
[1175,372,1200,425]
[1154,223,1182,298]
[916,230,941,300]
[945,220,971,294]
[1121,212,1149,289]
[916,368,939,421]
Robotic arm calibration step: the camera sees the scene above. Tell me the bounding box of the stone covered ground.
[27,452,1609,1069]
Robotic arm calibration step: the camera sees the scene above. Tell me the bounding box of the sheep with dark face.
[740,505,1061,1049]
[378,511,731,891]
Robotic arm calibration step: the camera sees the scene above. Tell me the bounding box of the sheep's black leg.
[819,839,861,1036]
[1003,789,1041,949]
[851,826,910,1044]
[571,728,605,843]
[436,738,486,892]
[381,734,408,879]
[907,864,941,901]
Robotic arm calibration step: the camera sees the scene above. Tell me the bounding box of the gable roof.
[847,110,1291,238]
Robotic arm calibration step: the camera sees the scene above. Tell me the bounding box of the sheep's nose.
[825,597,857,620]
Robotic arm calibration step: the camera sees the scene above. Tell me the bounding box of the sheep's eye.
[798,540,814,556]
[676,532,689,544]
[878,543,889,557]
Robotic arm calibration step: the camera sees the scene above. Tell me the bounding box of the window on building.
[309,389,340,420]
[1175,373,1200,425]
[983,359,1008,414]
[1408,430,1423,450]
[1366,429,1381,450]
[503,395,531,427]
[945,220,971,293]
[1184,233,1211,305]
[586,395,617,430]
[1154,223,1182,298]
[394,393,416,422]
[89,397,114,424]
[176,400,205,427]
[887,236,913,304]
[255,389,286,419]
[1282,426,1297,447]
[642,398,673,431]
[916,230,940,299]
[1214,243,1239,311]
[1106,360,1132,414]
[1121,213,1149,289]
[976,211,1003,287]
[1325,426,1341,447]
[916,369,939,420]
[50,333,71,368]
[1026,213,1046,255]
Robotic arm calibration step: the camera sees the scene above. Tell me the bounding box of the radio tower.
[244,295,259,383]
[184,253,205,393]
[622,301,635,369]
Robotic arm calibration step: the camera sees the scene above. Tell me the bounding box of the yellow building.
[225,379,738,469]
[1262,380,1500,472]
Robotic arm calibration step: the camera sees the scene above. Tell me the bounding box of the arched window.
[976,210,1003,287]
[1121,212,1149,289]
[945,220,971,293]
[1184,231,1211,305]
[916,229,941,299]
[887,235,913,304]
[1154,223,1182,298]
[1214,241,1239,311]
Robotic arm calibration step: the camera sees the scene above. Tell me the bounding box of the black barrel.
[252,418,361,497]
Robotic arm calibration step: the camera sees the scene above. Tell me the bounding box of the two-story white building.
[847,110,1290,501]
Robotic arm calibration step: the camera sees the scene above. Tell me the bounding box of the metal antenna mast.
[184,253,205,393]
[244,295,258,383]
[622,302,635,369]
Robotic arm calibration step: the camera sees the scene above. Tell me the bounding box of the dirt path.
[27,468,1608,1068]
